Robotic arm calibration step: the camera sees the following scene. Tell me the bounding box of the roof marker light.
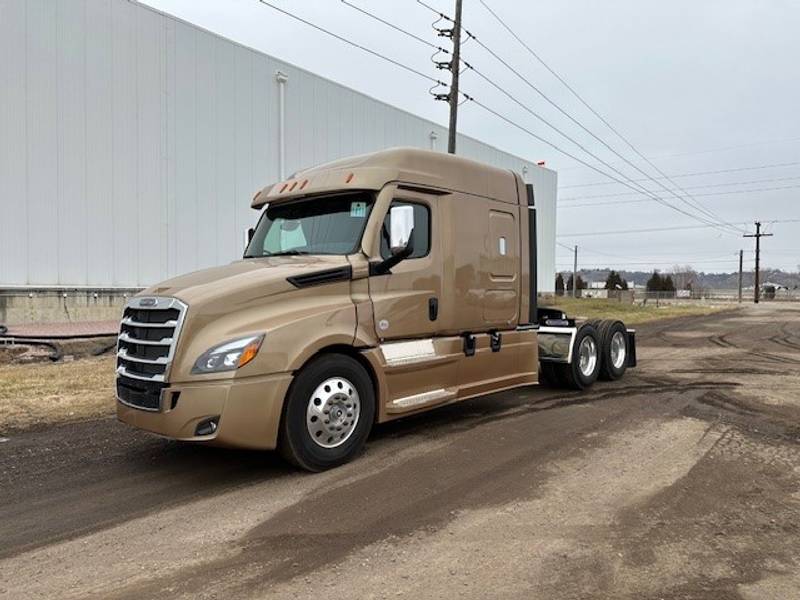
[289,181,298,191]
[345,172,354,183]
[300,179,309,190]
[280,183,288,193]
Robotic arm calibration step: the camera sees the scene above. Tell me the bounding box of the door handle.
[428,297,438,321]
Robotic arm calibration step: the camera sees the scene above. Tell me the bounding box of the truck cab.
[116,148,633,470]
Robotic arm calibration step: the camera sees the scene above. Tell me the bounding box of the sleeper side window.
[380,201,431,260]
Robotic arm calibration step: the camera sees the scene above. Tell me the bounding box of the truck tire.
[554,324,601,390]
[597,320,628,381]
[278,354,375,472]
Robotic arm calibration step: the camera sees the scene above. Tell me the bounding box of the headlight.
[191,334,265,374]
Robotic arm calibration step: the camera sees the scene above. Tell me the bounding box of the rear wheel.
[279,354,375,471]
[597,320,629,381]
[554,324,601,390]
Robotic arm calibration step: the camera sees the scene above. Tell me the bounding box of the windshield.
[244,192,375,258]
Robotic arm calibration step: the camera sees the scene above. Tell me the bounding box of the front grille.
[116,296,187,411]
[117,375,165,411]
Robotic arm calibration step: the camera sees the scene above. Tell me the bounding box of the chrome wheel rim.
[578,336,598,377]
[610,331,627,369]
[306,377,360,449]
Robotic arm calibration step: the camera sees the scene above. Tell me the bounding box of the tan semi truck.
[116,148,635,471]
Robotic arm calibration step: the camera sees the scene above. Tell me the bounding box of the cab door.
[367,186,441,341]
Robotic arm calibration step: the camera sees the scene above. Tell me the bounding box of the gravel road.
[1,304,799,599]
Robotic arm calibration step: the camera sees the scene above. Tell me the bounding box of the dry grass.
[0,355,116,431]
[545,297,734,325]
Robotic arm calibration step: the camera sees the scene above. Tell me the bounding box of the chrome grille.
[116,296,187,411]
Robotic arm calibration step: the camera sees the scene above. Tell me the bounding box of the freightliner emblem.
[139,298,158,307]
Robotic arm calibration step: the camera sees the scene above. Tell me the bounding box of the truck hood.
[140,255,351,307]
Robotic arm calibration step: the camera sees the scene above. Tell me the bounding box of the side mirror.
[389,204,415,254]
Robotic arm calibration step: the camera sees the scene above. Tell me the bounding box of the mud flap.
[627,330,637,368]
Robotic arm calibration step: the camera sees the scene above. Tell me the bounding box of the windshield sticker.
[350,201,367,218]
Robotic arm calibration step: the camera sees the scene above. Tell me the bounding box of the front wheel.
[279,354,375,471]
[554,324,602,390]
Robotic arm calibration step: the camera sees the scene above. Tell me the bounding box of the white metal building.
[0,0,557,292]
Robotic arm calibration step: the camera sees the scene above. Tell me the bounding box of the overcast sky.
[143,0,800,274]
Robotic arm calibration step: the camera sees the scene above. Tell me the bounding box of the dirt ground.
[0,304,799,599]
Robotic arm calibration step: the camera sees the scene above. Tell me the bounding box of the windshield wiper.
[265,250,312,256]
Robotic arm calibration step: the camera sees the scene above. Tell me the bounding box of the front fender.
[169,281,360,383]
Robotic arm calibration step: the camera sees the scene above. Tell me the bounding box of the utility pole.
[738,249,743,303]
[447,0,463,154]
[572,245,578,298]
[744,221,773,304]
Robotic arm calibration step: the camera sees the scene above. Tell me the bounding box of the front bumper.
[116,372,293,450]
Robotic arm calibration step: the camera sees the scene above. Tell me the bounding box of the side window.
[380,201,431,260]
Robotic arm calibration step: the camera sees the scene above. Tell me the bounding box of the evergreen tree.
[605,270,628,290]
[663,275,676,292]
[568,274,587,291]
[555,273,565,296]
[646,270,663,292]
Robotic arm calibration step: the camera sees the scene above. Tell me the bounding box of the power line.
[555,258,739,267]
[474,0,744,234]
[558,219,800,238]
[337,0,741,236]
[561,248,743,260]
[256,1,445,86]
[562,175,800,200]
[254,1,787,244]
[416,0,740,235]
[464,95,741,235]
[250,0,675,217]
[340,0,449,54]
[560,160,800,189]
[558,223,748,237]
[560,183,800,209]
[559,136,800,173]
[464,24,742,234]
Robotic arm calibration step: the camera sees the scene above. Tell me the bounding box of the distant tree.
[604,270,628,290]
[555,273,565,296]
[646,271,662,292]
[663,275,676,292]
[671,265,697,291]
[567,274,587,292]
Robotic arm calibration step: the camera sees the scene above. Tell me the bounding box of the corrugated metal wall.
[0,0,557,291]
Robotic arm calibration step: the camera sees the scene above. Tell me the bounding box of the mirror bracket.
[370,229,415,276]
